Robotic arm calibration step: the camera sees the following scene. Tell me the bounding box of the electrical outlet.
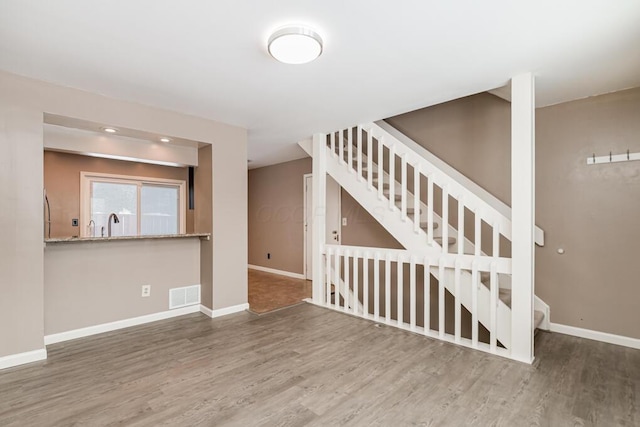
[71,218,79,227]
[141,285,151,297]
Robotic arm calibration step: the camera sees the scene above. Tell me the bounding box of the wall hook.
[587,150,639,166]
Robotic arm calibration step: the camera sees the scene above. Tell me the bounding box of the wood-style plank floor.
[248,269,311,314]
[1,304,638,426]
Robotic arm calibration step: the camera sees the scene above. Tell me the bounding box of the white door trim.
[304,173,341,281]
[303,173,312,280]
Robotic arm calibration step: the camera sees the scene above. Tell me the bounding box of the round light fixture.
[101,127,118,134]
[160,137,171,143]
[268,26,323,64]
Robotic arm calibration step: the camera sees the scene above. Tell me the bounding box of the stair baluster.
[303,122,548,362]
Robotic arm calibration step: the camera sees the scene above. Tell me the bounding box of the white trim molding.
[248,264,305,280]
[44,305,201,345]
[200,303,249,318]
[550,323,640,350]
[0,348,47,370]
[303,172,313,281]
[79,170,187,238]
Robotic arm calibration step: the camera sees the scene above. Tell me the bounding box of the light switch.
[342,218,347,226]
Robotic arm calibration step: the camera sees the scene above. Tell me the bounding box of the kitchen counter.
[44,233,211,244]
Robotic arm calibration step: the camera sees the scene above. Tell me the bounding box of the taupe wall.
[258,89,640,340]
[43,151,190,238]
[44,239,200,334]
[535,88,640,338]
[248,157,311,274]
[386,92,512,205]
[0,70,247,360]
[385,88,640,339]
[341,191,402,249]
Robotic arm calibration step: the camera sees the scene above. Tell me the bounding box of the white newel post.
[511,73,536,363]
[312,133,327,304]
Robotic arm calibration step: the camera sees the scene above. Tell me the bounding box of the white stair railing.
[302,122,548,362]
[323,244,512,359]
[328,126,513,255]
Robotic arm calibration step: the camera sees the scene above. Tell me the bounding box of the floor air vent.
[169,285,201,309]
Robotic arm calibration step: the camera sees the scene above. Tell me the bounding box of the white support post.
[511,73,536,364]
[312,133,327,305]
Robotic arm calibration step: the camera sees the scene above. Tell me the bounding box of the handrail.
[325,244,511,274]
[322,242,513,355]
[336,123,512,244]
[374,120,545,246]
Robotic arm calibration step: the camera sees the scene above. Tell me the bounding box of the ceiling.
[1,1,639,169]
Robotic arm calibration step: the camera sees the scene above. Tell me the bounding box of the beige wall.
[43,124,199,167]
[43,151,191,238]
[0,70,247,361]
[44,239,200,334]
[0,106,45,358]
[248,158,311,274]
[196,145,214,309]
[211,134,248,310]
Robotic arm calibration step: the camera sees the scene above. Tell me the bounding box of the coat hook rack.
[587,149,640,165]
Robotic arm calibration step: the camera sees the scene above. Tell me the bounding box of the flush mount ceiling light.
[160,137,171,143]
[101,127,118,134]
[268,26,323,64]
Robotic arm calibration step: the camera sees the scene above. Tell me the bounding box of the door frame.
[303,173,341,280]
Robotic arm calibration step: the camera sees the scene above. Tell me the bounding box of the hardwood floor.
[0,304,638,426]
[248,269,311,314]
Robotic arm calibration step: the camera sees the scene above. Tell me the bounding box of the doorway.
[304,174,341,280]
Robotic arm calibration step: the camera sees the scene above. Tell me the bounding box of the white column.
[312,133,327,304]
[511,73,535,364]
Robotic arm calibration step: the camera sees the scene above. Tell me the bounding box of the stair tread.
[336,143,549,332]
[420,221,439,229]
[499,287,512,306]
[534,310,545,330]
[433,236,456,245]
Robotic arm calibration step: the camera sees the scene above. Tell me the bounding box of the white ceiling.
[1,1,639,169]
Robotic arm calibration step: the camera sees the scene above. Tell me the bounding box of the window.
[81,172,186,237]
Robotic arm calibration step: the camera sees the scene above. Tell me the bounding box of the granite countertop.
[45,233,211,244]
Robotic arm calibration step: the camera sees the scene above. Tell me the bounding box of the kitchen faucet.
[107,213,120,237]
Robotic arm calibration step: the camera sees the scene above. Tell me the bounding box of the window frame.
[80,171,186,237]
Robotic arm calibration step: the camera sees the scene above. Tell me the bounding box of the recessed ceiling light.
[101,127,118,134]
[160,137,171,143]
[268,26,323,64]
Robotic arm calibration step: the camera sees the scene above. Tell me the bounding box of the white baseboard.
[200,303,249,318]
[44,305,201,345]
[550,322,640,350]
[248,264,305,280]
[0,348,47,370]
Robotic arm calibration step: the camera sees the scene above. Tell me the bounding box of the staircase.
[299,121,549,362]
